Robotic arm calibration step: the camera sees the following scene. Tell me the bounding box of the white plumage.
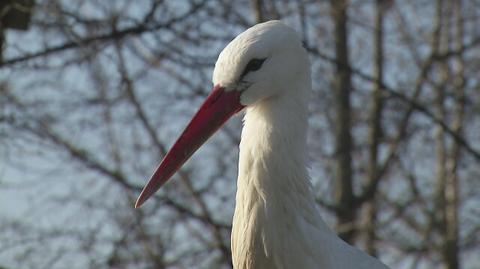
[136,20,389,269]
[216,20,388,269]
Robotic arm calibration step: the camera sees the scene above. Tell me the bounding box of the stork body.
[136,21,389,269]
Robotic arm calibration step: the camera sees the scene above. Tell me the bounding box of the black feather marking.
[240,58,267,79]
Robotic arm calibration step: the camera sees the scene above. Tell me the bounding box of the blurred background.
[1,0,479,268]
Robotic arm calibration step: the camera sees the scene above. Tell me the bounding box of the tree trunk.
[434,1,461,268]
[364,0,386,256]
[330,0,355,243]
[442,1,463,268]
[251,0,265,23]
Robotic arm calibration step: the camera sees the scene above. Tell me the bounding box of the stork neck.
[232,81,342,268]
[232,86,323,268]
[237,86,315,213]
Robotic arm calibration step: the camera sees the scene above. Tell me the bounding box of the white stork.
[135,20,389,269]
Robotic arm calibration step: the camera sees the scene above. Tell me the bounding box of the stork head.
[214,20,309,106]
[135,20,309,208]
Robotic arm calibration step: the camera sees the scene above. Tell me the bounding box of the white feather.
[213,20,389,269]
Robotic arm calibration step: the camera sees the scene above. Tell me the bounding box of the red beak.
[135,85,244,208]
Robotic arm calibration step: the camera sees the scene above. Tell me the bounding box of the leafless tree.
[1,0,479,268]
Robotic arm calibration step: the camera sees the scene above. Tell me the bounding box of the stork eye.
[241,58,266,78]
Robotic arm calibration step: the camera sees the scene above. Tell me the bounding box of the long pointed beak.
[135,85,244,208]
